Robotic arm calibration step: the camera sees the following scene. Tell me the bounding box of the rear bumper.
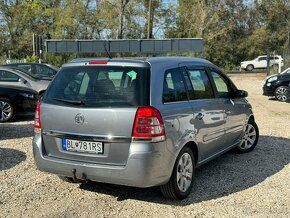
[33,134,175,188]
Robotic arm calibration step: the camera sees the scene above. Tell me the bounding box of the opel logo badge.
[75,113,85,125]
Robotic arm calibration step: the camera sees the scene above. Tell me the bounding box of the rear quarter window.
[163,68,188,103]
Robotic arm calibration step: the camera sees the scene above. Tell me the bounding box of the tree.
[168,0,250,67]
[118,0,130,39]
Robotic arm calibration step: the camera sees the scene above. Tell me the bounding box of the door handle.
[196,113,204,120]
[225,109,231,115]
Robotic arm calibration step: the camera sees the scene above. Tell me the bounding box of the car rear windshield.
[43,66,150,107]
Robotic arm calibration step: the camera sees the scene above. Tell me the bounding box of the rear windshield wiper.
[51,98,85,105]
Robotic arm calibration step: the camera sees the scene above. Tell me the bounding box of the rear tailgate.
[41,103,137,166]
[40,64,150,166]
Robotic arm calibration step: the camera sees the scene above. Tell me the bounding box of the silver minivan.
[33,57,259,199]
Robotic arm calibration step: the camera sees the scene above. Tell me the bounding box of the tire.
[235,119,259,153]
[160,146,195,199]
[246,64,254,72]
[0,98,15,122]
[274,86,288,102]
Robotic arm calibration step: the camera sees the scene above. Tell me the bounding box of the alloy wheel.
[238,123,257,150]
[0,100,13,122]
[275,87,288,101]
[176,152,193,192]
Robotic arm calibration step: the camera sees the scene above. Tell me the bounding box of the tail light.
[132,106,165,142]
[34,102,41,132]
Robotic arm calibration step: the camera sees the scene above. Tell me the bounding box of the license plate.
[62,138,103,154]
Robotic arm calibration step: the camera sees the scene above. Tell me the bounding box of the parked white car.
[240,55,284,71]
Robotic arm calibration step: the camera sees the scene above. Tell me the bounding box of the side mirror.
[234,90,248,98]
[18,78,27,84]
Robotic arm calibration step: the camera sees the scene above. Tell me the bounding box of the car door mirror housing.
[18,78,27,84]
[234,90,248,98]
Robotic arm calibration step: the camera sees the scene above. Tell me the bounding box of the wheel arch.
[248,114,255,122]
[38,90,46,99]
[246,64,254,69]
[274,83,290,89]
[168,140,199,179]
[182,141,199,165]
[246,106,255,123]
[39,90,46,95]
[0,95,13,101]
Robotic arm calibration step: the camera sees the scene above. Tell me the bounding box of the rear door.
[158,67,194,155]
[184,67,226,162]
[40,65,150,166]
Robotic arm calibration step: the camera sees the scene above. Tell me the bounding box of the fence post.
[267,50,270,76]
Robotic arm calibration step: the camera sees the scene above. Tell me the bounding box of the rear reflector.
[132,106,165,141]
[88,61,108,65]
[34,102,41,129]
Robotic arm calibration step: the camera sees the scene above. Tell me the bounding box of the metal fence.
[46,38,204,54]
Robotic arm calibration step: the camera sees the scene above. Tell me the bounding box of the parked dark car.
[4,63,58,79]
[262,67,290,101]
[0,85,38,122]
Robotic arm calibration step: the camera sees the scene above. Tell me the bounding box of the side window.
[17,65,32,73]
[210,71,231,98]
[0,71,20,82]
[163,68,188,103]
[187,68,214,100]
[258,57,267,61]
[35,65,55,76]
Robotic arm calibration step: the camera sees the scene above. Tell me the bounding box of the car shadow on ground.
[0,148,26,171]
[268,97,277,101]
[0,122,34,140]
[14,115,34,122]
[80,135,290,205]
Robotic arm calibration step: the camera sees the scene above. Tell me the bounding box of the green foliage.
[167,0,290,68]
[0,0,289,68]
[46,53,77,68]
[25,54,38,63]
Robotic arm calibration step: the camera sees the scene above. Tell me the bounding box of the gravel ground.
[0,73,290,218]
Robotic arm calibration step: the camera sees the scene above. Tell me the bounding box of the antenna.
[104,42,112,59]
